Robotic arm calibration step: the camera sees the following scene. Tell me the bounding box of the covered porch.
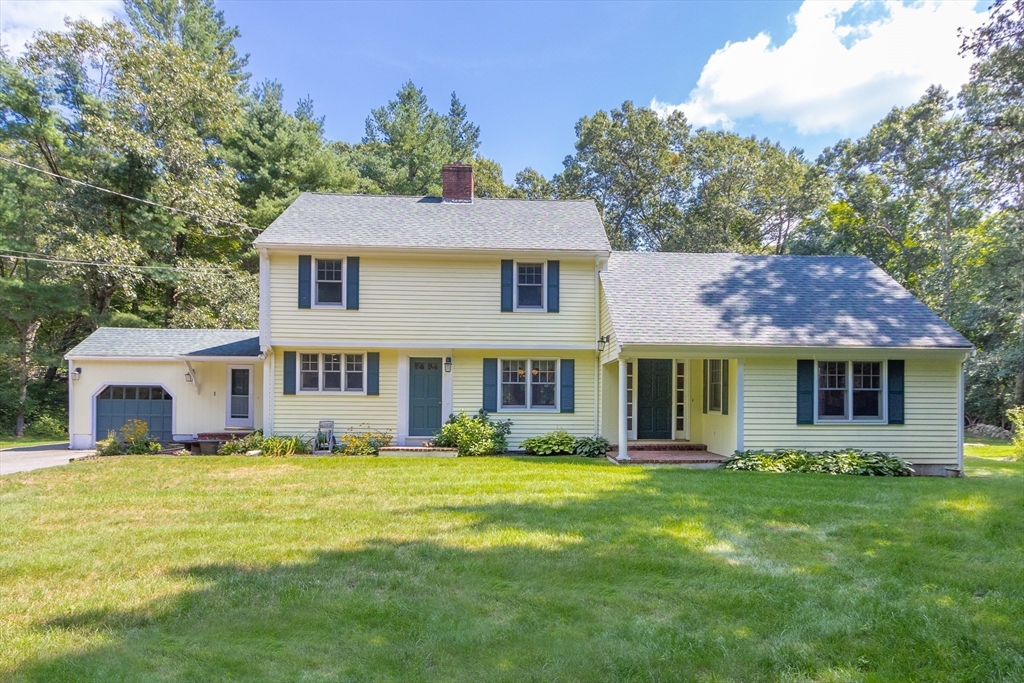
[600,352,740,461]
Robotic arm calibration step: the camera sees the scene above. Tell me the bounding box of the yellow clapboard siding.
[271,348,399,439]
[269,252,598,346]
[451,349,598,449]
[741,356,960,465]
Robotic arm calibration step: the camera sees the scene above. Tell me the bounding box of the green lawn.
[0,437,67,451]
[1,447,1021,682]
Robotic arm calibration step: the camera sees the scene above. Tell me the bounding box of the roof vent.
[441,163,473,203]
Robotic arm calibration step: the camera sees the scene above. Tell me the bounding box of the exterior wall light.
[72,367,82,381]
[185,373,193,383]
[444,357,452,373]
[597,335,610,352]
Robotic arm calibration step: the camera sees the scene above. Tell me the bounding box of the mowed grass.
[1,447,1021,682]
[0,437,66,451]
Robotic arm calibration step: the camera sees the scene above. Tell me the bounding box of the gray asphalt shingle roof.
[601,252,972,348]
[67,328,260,358]
[253,193,612,252]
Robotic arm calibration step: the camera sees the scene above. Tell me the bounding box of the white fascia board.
[257,244,609,260]
[66,355,264,363]
[270,339,596,351]
[616,344,975,359]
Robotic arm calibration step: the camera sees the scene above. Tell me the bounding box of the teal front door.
[409,358,443,437]
[637,359,673,439]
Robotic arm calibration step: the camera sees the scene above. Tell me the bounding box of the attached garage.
[95,385,174,444]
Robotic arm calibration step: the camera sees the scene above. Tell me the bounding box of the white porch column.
[618,359,629,460]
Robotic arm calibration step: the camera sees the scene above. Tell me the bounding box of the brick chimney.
[441,163,474,203]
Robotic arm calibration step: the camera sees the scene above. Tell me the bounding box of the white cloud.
[1,1,123,56]
[652,1,988,135]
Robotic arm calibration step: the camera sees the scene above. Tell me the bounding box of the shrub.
[521,430,577,455]
[219,431,264,455]
[336,425,394,455]
[94,420,162,456]
[431,410,512,456]
[24,415,67,439]
[95,431,123,456]
[723,449,913,476]
[574,435,611,458]
[261,434,310,457]
[1008,406,1024,461]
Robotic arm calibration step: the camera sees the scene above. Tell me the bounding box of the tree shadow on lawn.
[14,466,1024,683]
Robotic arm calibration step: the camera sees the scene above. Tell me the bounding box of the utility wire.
[0,250,239,273]
[0,156,261,235]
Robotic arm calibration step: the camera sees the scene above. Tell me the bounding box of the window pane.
[819,390,846,417]
[530,360,556,407]
[818,361,848,419]
[852,362,881,389]
[676,362,685,430]
[501,360,526,407]
[517,263,544,308]
[323,354,341,390]
[138,387,150,400]
[231,369,249,396]
[300,353,319,390]
[317,282,343,304]
[316,260,344,304]
[231,396,249,419]
[626,362,634,431]
[852,389,881,418]
[346,354,363,391]
[317,260,343,281]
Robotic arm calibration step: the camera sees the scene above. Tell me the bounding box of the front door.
[637,358,672,439]
[409,358,443,437]
[227,366,253,428]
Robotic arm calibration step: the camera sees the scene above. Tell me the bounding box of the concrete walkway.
[0,443,88,475]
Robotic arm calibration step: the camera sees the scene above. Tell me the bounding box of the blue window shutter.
[367,352,379,396]
[298,256,311,309]
[721,359,729,416]
[284,351,296,395]
[797,360,814,424]
[483,358,498,412]
[547,260,559,312]
[346,256,359,310]
[702,359,708,414]
[560,358,575,413]
[500,260,513,312]
[888,360,904,424]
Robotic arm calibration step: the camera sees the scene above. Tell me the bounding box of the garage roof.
[66,328,260,359]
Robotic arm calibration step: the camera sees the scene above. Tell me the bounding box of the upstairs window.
[816,361,884,421]
[516,263,544,309]
[316,259,344,305]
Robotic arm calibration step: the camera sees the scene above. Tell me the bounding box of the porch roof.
[601,252,972,349]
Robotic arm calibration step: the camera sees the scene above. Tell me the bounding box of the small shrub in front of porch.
[724,449,913,476]
[335,425,394,456]
[431,410,512,456]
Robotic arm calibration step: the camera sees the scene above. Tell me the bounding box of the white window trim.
[296,352,368,396]
[813,360,887,424]
[497,357,559,412]
[513,260,547,312]
[225,365,255,428]
[312,257,346,308]
[707,359,723,414]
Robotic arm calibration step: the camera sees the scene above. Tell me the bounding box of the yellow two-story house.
[66,164,974,474]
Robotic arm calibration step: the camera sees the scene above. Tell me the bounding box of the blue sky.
[2,1,988,181]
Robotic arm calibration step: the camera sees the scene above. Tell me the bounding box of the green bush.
[24,415,67,439]
[336,425,394,455]
[574,435,611,458]
[1007,406,1024,461]
[521,430,576,455]
[723,449,913,476]
[95,420,162,456]
[431,410,512,456]
[219,430,264,455]
[261,434,311,457]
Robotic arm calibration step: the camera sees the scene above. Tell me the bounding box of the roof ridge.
[303,191,594,204]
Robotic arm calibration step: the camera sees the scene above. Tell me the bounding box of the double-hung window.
[816,361,884,421]
[500,359,557,410]
[316,259,344,306]
[299,352,366,393]
[707,359,723,412]
[516,263,544,309]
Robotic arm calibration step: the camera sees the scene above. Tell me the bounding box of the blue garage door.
[95,386,173,444]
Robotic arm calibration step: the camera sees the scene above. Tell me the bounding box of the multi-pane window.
[345,354,364,391]
[708,359,723,412]
[531,360,557,407]
[501,359,557,409]
[316,259,344,305]
[516,263,544,309]
[817,361,884,421]
[676,362,686,432]
[626,362,634,432]
[323,354,342,391]
[300,353,320,390]
[300,352,365,392]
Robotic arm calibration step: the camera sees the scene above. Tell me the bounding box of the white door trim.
[397,350,453,445]
[225,365,255,429]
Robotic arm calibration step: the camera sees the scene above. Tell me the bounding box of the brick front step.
[613,450,726,465]
[609,441,709,452]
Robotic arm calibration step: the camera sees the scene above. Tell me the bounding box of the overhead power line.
[0,249,239,274]
[0,156,261,235]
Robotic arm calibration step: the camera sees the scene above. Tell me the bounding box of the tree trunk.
[14,319,42,437]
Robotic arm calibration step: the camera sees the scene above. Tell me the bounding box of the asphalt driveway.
[0,443,87,475]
